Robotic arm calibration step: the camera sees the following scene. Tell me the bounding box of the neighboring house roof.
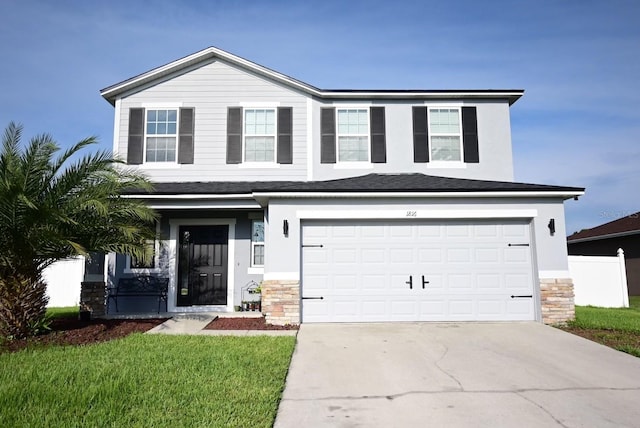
[567,212,640,243]
[100,46,524,105]
[126,173,584,198]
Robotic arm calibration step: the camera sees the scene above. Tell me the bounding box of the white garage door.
[301,220,536,322]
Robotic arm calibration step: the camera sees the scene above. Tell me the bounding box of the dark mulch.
[0,316,167,354]
[562,327,640,351]
[204,316,299,330]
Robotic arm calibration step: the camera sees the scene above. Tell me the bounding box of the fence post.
[617,248,630,308]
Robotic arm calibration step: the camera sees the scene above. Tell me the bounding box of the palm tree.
[0,122,157,339]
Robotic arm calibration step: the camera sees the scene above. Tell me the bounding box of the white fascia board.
[147,203,261,210]
[253,190,585,199]
[121,193,252,199]
[297,209,538,219]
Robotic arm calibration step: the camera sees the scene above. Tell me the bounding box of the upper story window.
[320,106,386,165]
[127,107,194,166]
[226,107,292,165]
[412,106,478,164]
[429,108,461,161]
[337,109,369,162]
[146,109,178,162]
[244,109,276,162]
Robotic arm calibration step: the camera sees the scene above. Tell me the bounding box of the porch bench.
[108,276,169,313]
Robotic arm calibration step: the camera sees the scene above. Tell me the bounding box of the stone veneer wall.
[80,281,106,317]
[261,280,300,325]
[540,278,575,325]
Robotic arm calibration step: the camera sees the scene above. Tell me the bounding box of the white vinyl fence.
[43,256,84,307]
[568,249,629,308]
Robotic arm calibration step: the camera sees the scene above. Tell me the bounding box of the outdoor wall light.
[283,219,289,237]
[548,218,556,236]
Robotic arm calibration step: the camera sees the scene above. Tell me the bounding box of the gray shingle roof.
[567,212,640,241]
[126,173,583,196]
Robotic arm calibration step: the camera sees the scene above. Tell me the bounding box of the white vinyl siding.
[337,109,369,162]
[118,60,308,181]
[429,108,462,161]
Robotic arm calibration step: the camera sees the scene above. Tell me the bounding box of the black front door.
[177,225,229,306]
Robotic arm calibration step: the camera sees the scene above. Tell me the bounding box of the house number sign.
[406,211,417,217]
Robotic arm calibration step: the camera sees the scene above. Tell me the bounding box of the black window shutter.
[226,107,242,164]
[462,106,479,163]
[370,107,386,163]
[178,108,195,164]
[127,108,145,165]
[277,107,293,164]
[320,107,336,163]
[412,107,429,163]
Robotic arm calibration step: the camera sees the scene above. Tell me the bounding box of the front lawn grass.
[564,298,640,358]
[0,334,296,427]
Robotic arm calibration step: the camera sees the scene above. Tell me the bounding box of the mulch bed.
[0,317,167,354]
[203,316,298,330]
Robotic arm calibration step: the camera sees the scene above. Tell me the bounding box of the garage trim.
[296,209,538,219]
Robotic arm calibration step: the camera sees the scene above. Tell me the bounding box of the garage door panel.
[418,248,443,263]
[302,220,536,323]
[361,248,386,264]
[447,248,472,263]
[477,274,502,289]
[362,274,386,289]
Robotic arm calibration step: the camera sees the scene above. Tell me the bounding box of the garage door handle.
[302,296,324,300]
[406,276,413,289]
[511,295,533,298]
[422,275,429,289]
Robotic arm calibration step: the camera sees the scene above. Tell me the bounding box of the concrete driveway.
[275,323,640,427]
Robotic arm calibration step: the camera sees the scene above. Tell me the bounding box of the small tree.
[0,122,157,339]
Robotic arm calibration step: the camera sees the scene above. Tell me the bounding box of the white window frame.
[143,108,179,164]
[427,105,464,164]
[242,107,278,164]
[124,222,161,274]
[335,106,371,164]
[250,219,265,268]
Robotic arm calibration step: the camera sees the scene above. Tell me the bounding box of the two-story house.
[97,47,583,325]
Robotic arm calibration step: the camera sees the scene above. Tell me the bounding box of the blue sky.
[1,0,638,235]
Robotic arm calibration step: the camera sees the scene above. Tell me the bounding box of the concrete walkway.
[275,323,640,427]
[146,313,298,336]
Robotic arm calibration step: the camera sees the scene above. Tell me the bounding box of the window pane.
[253,244,264,266]
[147,110,157,121]
[168,110,177,121]
[338,136,368,162]
[430,108,460,134]
[146,137,176,163]
[245,136,274,162]
[147,123,156,135]
[252,221,264,242]
[167,123,176,134]
[431,136,461,161]
[157,123,166,134]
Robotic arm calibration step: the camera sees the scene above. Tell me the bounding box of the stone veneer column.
[80,281,106,317]
[261,280,300,326]
[540,278,575,325]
